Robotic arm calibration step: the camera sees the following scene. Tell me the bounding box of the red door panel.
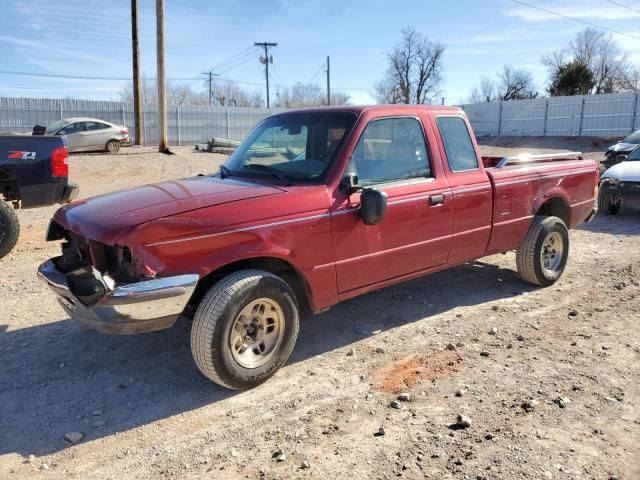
[331,180,452,293]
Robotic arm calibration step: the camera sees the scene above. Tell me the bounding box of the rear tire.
[516,216,569,287]
[106,140,120,154]
[597,187,619,215]
[191,270,300,390]
[0,201,20,259]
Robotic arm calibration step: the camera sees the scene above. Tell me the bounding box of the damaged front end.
[38,221,199,335]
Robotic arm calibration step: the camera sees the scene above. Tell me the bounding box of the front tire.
[106,140,120,154]
[191,270,300,390]
[0,201,20,259]
[516,216,569,287]
[597,187,619,215]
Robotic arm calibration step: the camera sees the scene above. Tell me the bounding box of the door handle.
[429,194,445,206]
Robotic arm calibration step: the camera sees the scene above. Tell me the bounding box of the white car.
[598,146,640,215]
[45,117,129,153]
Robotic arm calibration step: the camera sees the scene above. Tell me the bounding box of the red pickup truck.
[39,106,598,390]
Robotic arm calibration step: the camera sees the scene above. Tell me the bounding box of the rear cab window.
[436,116,479,172]
[350,117,432,186]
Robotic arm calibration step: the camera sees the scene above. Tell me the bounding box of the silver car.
[46,117,129,153]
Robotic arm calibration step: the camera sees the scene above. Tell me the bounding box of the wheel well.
[186,257,310,316]
[537,198,569,226]
[0,168,19,203]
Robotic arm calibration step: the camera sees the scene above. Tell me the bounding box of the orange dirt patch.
[370,351,462,394]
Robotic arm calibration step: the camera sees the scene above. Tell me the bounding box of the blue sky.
[0,0,638,104]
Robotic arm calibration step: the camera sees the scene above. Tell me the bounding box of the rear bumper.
[38,259,199,335]
[61,182,79,203]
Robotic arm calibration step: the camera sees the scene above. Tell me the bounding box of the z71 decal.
[7,151,37,160]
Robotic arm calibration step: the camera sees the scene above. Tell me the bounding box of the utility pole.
[254,42,277,108]
[131,0,143,145]
[209,71,213,105]
[326,56,331,106]
[202,70,219,105]
[156,0,168,152]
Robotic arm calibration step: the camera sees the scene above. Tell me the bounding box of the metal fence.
[3,93,639,143]
[461,91,639,138]
[0,97,287,145]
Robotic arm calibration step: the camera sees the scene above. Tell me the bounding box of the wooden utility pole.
[326,56,331,106]
[202,70,218,105]
[131,0,144,145]
[254,42,277,108]
[156,0,168,152]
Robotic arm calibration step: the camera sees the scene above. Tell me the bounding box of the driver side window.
[350,117,431,185]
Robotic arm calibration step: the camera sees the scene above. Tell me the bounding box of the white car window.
[87,122,110,131]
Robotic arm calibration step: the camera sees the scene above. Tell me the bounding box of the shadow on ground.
[0,260,531,457]
[578,209,640,235]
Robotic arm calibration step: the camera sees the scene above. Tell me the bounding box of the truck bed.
[484,157,598,255]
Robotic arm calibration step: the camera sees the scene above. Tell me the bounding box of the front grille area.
[52,224,138,284]
[620,181,640,208]
[620,181,640,193]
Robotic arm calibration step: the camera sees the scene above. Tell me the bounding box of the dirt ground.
[0,139,638,480]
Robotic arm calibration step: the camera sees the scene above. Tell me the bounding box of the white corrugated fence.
[1,92,639,143]
[0,97,287,145]
[461,92,639,138]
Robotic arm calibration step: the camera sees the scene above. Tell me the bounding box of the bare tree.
[374,27,446,104]
[498,66,538,100]
[121,78,208,106]
[210,79,263,107]
[274,82,350,108]
[466,77,497,103]
[618,65,640,92]
[120,78,263,107]
[542,28,634,94]
[326,91,351,106]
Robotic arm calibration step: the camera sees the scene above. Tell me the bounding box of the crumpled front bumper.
[38,259,199,335]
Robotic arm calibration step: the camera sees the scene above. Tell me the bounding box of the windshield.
[223,112,357,184]
[46,120,67,134]
[626,146,640,161]
[622,130,640,144]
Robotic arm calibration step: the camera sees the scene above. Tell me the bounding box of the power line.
[507,0,640,41]
[306,62,326,84]
[0,69,203,81]
[0,68,369,93]
[211,49,257,72]
[217,54,257,75]
[606,0,640,15]
[206,46,256,71]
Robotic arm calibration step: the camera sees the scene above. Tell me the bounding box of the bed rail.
[496,151,583,168]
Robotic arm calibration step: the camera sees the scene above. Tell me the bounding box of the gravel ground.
[0,140,638,479]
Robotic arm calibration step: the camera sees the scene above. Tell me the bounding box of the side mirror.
[360,188,388,226]
[619,155,628,161]
[340,173,362,194]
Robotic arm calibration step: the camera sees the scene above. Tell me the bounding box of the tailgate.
[0,135,71,208]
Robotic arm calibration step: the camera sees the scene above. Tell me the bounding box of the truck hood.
[54,176,283,245]
[607,142,636,153]
[602,161,640,182]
